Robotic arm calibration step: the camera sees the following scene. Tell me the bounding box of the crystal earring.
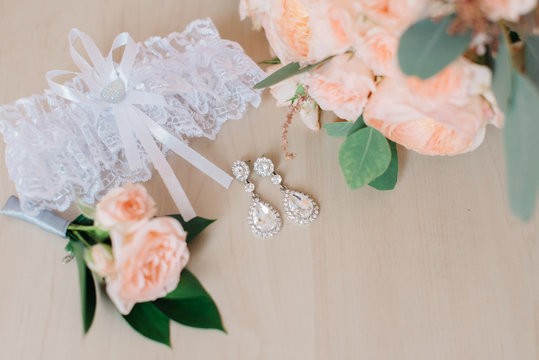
[253,156,320,225]
[232,160,282,238]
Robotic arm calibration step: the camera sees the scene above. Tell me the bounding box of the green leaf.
[163,269,211,300]
[398,14,472,79]
[324,115,366,138]
[154,269,225,332]
[504,73,539,221]
[338,127,392,189]
[123,303,171,347]
[525,35,539,92]
[260,58,281,64]
[288,83,307,103]
[493,31,513,113]
[166,215,215,243]
[324,122,355,137]
[88,228,110,242]
[69,240,96,334]
[68,212,109,243]
[369,141,398,191]
[71,214,94,226]
[346,115,366,136]
[254,57,334,89]
[75,199,96,220]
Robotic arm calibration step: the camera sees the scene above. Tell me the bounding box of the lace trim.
[0,18,264,214]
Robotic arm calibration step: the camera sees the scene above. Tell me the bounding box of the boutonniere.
[2,183,224,346]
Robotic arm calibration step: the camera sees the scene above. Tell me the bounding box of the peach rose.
[364,58,503,156]
[358,0,428,35]
[258,0,359,64]
[85,244,114,278]
[95,182,156,233]
[106,217,189,314]
[480,0,537,22]
[356,26,399,76]
[307,1,360,63]
[304,53,376,121]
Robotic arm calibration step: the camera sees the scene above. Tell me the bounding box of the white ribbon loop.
[126,106,197,220]
[113,104,144,171]
[44,28,233,220]
[135,107,233,189]
[108,32,137,84]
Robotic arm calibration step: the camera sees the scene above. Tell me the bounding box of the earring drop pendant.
[281,186,319,225]
[232,160,281,238]
[248,193,282,238]
[253,156,320,225]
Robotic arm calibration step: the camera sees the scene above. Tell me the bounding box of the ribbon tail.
[131,107,233,189]
[114,105,144,171]
[126,106,197,221]
[1,196,70,238]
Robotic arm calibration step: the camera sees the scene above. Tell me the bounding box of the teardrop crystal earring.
[253,156,320,225]
[232,160,282,238]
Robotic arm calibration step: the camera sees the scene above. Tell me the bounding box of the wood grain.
[0,1,537,359]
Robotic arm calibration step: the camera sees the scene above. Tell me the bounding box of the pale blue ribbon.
[1,196,69,238]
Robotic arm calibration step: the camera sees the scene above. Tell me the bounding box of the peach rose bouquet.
[241,0,539,221]
[2,183,224,346]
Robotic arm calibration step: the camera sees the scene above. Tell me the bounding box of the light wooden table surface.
[0,1,537,359]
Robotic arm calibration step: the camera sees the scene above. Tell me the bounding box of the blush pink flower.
[364,58,503,155]
[250,0,359,64]
[85,244,115,278]
[304,54,376,121]
[355,26,399,76]
[106,217,189,315]
[479,0,537,22]
[358,0,428,35]
[95,182,156,233]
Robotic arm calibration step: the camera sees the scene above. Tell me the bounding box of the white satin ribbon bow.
[46,29,232,221]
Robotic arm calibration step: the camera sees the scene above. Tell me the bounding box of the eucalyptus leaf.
[492,31,513,113]
[398,14,471,79]
[69,240,96,334]
[338,127,392,189]
[324,115,366,138]
[369,141,398,191]
[504,73,539,221]
[123,303,171,347]
[254,56,333,89]
[167,215,215,243]
[346,115,366,136]
[324,122,355,138]
[155,269,224,332]
[525,35,539,92]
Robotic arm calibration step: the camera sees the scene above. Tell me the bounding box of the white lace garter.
[0,19,264,219]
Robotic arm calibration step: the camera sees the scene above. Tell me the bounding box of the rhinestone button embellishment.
[100,79,126,104]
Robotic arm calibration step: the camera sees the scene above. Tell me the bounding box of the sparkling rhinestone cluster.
[282,189,320,225]
[253,157,274,177]
[100,79,126,104]
[248,199,282,238]
[232,160,250,182]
